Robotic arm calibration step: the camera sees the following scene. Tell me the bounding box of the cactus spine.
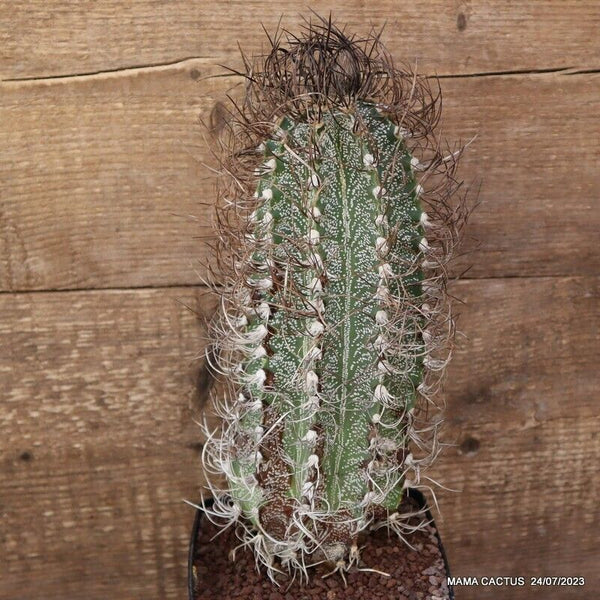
[201,18,464,581]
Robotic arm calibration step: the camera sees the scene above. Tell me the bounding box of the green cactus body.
[198,19,465,581]
[217,101,428,566]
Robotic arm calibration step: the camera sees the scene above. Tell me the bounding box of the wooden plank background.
[1,2,598,599]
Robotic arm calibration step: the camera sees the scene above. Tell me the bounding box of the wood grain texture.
[1,1,599,80]
[0,59,217,292]
[2,3,599,599]
[2,69,599,291]
[431,276,600,599]
[1,278,598,599]
[1,287,214,600]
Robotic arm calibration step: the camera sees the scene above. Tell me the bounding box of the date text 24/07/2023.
[447,576,585,587]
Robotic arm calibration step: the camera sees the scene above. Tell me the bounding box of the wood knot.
[459,436,480,456]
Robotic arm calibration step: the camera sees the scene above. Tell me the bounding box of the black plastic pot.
[188,489,454,599]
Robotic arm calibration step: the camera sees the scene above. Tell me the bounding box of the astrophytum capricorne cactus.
[199,16,467,581]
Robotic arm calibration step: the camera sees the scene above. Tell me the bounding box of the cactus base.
[189,490,454,600]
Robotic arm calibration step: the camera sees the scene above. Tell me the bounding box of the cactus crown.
[200,16,466,582]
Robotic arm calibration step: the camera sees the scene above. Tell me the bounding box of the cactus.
[200,17,466,581]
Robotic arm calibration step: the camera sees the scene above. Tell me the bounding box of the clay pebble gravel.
[191,498,451,600]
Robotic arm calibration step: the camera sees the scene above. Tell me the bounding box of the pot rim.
[188,488,453,599]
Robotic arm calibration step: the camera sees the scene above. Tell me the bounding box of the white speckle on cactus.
[308,229,320,245]
[375,236,389,257]
[374,383,390,402]
[261,188,273,200]
[377,437,397,453]
[249,368,267,387]
[378,262,393,279]
[303,429,318,443]
[250,345,267,359]
[372,185,387,198]
[302,481,315,500]
[256,302,271,320]
[305,345,322,362]
[375,213,388,227]
[307,395,320,410]
[234,315,248,328]
[375,310,388,325]
[377,359,393,374]
[308,173,320,188]
[310,251,324,270]
[305,371,319,395]
[308,277,323,296]
[375,284,389,301]
[249,276,272,289]
[307,454,319,468]
[310,297,325,315]
[373,334,387,353]
[245,324,268,343]
[308,320,324,337]
[363,153,375,167]
[361,491,378,506]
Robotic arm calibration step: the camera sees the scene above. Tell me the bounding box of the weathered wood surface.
[1,3,599,599]
[1,279,599,599]
[430,277,600,599]
[2,69,599,291]
[0,288,213,600]
[1,1,599,80]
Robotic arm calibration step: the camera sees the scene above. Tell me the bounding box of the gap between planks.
[0,274,598,297]
[2,60,599,84]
